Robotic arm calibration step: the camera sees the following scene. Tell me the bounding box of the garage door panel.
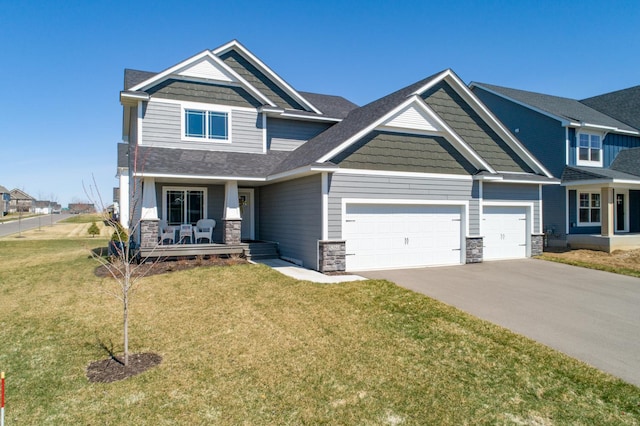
[344,203,463,271]
[483,206,527,260]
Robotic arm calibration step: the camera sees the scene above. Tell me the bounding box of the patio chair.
[159,220,175,245]
[194,219,216,243]
[179,224,194,244]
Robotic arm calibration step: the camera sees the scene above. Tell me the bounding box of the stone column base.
[318,240,346,273]
[531,234,544,256]
[223,219,242,245]
[466,237,483,264]
[140,219,159,249]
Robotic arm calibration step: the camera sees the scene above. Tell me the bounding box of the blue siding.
[568,128,576,166]
[631,190,640,233]
[568,129,640,167]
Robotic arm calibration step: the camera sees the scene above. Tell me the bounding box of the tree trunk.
[123,278,129,367]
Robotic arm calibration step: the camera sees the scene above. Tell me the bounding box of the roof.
[271,71,445,174]
[130,145,291,179]
[561,165,640,183]
[0,185,9,193]
[471,82,638,134]
[124,69,156,91]
[610,147,640,177]
[10,188,34,200]
[581,85,640,131]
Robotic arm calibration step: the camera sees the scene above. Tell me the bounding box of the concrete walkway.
[361,259,640,387]
[253,259,366,284]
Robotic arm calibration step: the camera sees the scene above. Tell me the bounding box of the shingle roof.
[124,69,156,90]
[298,91,359,119]
[581,85,640,131]
[271,70,446,174]
[131,145,290,178]
[473,83,638,133]
[0,185,9,193]
[561,165,640,183]
[611,147,640,177]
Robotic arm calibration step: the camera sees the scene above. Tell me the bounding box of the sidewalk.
[253,259,366,284]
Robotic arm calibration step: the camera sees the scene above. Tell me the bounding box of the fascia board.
[278,112,342,123]
[449,76,554,178]
[576,122,639,135]
[129,50,277,107]
[213,40,322,114]
[562,178,640,187]
[499,179,561,185]
[120,91,149,106]
[409,69,451,96]
[132,171,267,182]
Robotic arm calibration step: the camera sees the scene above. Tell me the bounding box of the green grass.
[60,213,104,224]
[538,254,640,279]
[1,238,639,424]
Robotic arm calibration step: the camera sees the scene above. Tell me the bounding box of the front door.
[239,189,254,241]
[616,193,625,232]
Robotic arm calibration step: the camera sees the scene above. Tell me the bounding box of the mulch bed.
[87,353,162,383]
[94,256,247,278]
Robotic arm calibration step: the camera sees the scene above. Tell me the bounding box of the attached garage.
[482,205,529,260]
[343,203,464,271]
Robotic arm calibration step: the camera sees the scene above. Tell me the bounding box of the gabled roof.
[10,189,34,200]
[611,147,640,177]
[470,82,639,134]
[272,69,552,178]
[581,85,640,131]
[0,185,9,193]
[298,91,358,119]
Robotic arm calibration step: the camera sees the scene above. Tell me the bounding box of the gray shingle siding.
[147,79,262,108]
[331,131,477,175]
[267,118,332,151]
[472,86,566,177]
[482,183,541,233]
[258,175,322,269]
[422,82,533,174]
[327,173,476,239]
[219,50,304,111]
[141,100,264,154]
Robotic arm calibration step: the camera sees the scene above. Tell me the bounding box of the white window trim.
[576,191,601,226]
[575,131,603,167]
[162,186,208,225]
[180,101,233,144]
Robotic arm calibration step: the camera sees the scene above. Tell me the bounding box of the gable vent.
[177,57,235,82]
[382,104,440,132]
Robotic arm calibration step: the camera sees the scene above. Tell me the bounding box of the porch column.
[119,172,130,228]
[223,180,242,244]
[139,177,159,249]
[601,187,614,237]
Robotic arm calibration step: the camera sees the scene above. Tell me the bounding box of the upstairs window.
[577,133,602,166]
[578,192,600,225]
[184,109,229,141]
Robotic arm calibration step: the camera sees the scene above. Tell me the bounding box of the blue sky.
[2,0,639,206]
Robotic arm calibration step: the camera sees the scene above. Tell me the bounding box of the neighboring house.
[118,40,556,272]
[0,185,9,216]
[9,189,35,213]
[68,203,96,214]
[471,83,640,251]
[33,201,62,214]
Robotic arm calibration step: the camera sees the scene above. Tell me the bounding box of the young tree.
[88,221,100,238]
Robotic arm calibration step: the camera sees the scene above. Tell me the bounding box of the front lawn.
[540,248,640,279]
[0,238,638,424]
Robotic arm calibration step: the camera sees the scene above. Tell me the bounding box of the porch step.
[243,241,279,261]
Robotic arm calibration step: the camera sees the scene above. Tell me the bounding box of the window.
[578,192,600,225]
[164,188,206,225]
[184,109,228,141]
[577,133,602,166]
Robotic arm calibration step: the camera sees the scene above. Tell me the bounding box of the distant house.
[33,201,62,214]
[471,83,640,252]
[0,185,10,216]
[68,203,96,214]
[9,189,35,213]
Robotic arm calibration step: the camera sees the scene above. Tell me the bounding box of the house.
[68,203,96,214]
[0,185,9,216]
[118,40,557,272]
[471,83,640,251]
[33,201,62,214]
[9,189,35,213]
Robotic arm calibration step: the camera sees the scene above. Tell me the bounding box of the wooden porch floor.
[138,241,278,260]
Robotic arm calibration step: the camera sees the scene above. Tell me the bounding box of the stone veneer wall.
[531,234,544,256]
[223,219,242,245]
[318,240,346,273]
[140,219,159,248]
[466,237,483,263]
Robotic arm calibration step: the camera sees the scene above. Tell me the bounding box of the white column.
[141,177,158,220]
[223,181,242,220]
[119,172,130,228]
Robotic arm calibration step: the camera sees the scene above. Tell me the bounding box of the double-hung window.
[577,133,602,166]
[578,192,601,225]
[184,108,229,141]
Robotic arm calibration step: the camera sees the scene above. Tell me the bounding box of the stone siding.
[466,237,483,263]
[318,240,346,273]
[531,234,544,256]
[223,219,242,245]
[140,219,159,248]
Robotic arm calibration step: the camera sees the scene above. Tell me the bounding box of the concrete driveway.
[361,259,640,387]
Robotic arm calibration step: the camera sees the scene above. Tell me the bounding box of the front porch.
[567,233,640,252]
[138,240,279,260]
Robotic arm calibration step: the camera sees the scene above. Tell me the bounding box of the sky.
[1,0,639,207]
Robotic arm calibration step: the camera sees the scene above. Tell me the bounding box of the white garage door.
[343,204,463,271]
[483,206,528,260]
